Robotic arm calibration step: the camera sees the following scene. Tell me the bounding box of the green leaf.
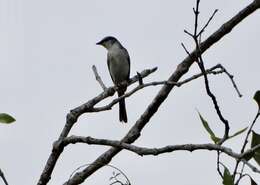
[211,135,221,144]
[251,131,260,165]
[0,113,15,124]
[254,90,260,110]
[228,127,248,140]
[251,177,258,185]
[197,111,220,143]
[223,166,234,185]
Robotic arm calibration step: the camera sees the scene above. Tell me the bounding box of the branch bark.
[37,67,157,185]
[62,2,260,185]
[0,169,8,185]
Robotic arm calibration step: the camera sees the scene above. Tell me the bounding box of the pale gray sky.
[0,0,259,184]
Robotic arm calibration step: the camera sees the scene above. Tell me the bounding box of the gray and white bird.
[96,36,130,123]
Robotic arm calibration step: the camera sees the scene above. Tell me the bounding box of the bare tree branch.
[241,159,260,174]
[198,9,218,37]
[36,1,260,185]
[233,111,260,179]
[92,65,225,112]
[0,168,8,185]
[37,67,157,185]
[61,2,260,185]
[188,0,230,144]
[67,164,131,185]
[219,64,242,97]
[62,135,260,175]
[92,65,107,91]
[216,152,224,178]
[63,136,241,158]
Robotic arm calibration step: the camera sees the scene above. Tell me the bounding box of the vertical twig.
[232,111,260,180]
[192,0,230,144]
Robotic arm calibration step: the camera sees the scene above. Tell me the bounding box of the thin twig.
[92,65,107,91]
[67,163,131,185]
[137,72,143,85]
[181,43,191,56]
[219,64,242,97]
[235,163,246,185]
[233,111,260,180]
[0,169,8,185]
[184,30,194,38]
[241,159,260,173]
[198,9,219,37]
[92,65,225,112]
[62,2,260,183]
[193,0,200,37]
[216,151,224,178]
[190,0,230,144]
[182,42,242,98]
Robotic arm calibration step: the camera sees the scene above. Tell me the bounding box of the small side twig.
[233,111,260,179]
[137,72,143,85]
[181,43,191,56]
[0,168,9,185]
[219,64,242,97]
[67,163,131,185]
[235,163,246,185]
[185,0,230,144]
[92,65,107,91]
[92,65,225,112]
[241,159,260,174]
[216,151,224,178]
[198,9,218,37]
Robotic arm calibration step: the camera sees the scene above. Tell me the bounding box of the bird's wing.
[124,48,131,80]
[107,53,116,84]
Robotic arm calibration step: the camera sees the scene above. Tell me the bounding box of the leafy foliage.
[253,90,260,110]
[222,166,234,185]
[251,131,260,165]
[0,113,15,124]
[198,111,220,143]
[228,127,248,140]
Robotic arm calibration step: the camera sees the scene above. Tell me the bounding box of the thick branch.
[63,2,260,185]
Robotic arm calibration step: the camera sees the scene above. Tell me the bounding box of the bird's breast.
[108,49,130,84]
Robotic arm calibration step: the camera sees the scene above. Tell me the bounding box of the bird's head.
[96,36,118,49]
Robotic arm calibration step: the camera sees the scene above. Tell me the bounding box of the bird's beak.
[96,41,102,45]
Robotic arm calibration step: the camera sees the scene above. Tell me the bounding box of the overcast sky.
[0,0,260,184]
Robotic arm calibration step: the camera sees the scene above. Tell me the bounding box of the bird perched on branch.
[96,36,130,123]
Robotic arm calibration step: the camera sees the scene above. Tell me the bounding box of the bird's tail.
[118,91,127,123]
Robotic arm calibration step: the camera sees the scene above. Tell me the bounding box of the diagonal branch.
[92,65,107,91]
[0,168,8,185]
[198,9,218,37]
[37,67,157,185]
[233,111,260,179]
[62,2,260,185]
